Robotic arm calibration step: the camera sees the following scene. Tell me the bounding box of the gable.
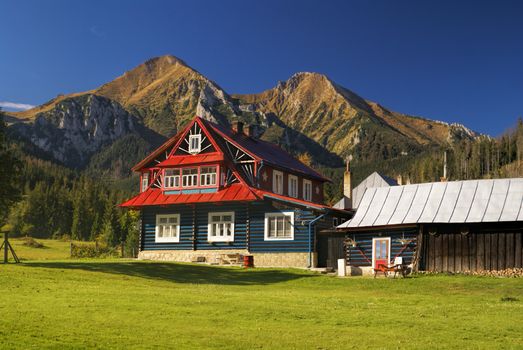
[172,119,217,156]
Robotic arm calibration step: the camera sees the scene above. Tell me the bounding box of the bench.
[219,253,242,265]
[374,264,408,278]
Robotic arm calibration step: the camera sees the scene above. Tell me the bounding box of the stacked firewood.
[461,268,523,278]
[416,268,523,277]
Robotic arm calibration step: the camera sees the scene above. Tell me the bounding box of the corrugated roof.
[156,153,224,167]
[338,178,523,229]
[120,183,260,208]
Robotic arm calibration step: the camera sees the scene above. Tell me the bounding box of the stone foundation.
[138,250,315,268]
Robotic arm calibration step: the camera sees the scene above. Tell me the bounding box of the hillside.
[8,54,480,178]
[234,72,477,161]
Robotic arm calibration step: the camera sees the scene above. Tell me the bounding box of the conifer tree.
[0,110,22,223]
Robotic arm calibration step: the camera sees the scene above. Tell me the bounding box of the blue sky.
[1,0,522,135]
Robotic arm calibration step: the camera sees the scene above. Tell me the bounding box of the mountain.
[7,54,480,183]
[14,55,238,137]
[233,72,477,161]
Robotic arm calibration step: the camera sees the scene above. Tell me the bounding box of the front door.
[373,237,390,269]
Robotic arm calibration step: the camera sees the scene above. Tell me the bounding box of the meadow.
[0,238,522,349]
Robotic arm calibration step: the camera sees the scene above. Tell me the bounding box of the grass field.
[7,238,79,261]
[0,259,522,349]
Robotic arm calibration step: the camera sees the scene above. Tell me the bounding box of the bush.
[70,242,119,258]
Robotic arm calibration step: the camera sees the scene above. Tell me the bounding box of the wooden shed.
[337,178,523,274]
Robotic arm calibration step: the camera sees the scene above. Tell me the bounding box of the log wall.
[421,223,523,272]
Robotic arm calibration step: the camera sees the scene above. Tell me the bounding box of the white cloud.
[0,101,35,111]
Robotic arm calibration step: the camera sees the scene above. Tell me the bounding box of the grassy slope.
[0,260,522,349]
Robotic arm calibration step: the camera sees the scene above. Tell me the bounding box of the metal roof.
[337,178,523,229]
[334,171,398,210]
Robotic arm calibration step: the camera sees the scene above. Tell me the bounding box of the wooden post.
[121,241,124,258]
[4,232,8,263]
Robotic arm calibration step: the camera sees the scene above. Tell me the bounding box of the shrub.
[21,236,45,248]
[70,242,119,258]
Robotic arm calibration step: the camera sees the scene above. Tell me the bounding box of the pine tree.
[0,110,22,224]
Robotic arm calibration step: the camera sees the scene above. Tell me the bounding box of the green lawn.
[0,260,522,349]
[7,237,95,261]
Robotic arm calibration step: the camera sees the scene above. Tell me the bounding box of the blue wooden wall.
[141,201,331,253]
[345,228,418,266]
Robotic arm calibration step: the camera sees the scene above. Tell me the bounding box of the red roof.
[120,183,260,208]
[157,153,224,167]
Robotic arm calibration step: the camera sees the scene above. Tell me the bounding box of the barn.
[337,178,523,274]
[120,116,351,268]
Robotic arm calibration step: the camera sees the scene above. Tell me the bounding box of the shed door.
[373,237,391,269]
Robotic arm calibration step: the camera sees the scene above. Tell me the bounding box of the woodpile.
[461,268,523,277]
[417,268,523,277]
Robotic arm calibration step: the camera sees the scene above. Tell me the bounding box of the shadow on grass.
[23,261,314,286]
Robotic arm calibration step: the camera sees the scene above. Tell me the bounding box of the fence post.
[70,242,73,258]
[4,233,8,263]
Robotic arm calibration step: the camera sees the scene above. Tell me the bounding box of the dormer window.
[273,170,283,195]
[288,175,298,198]
[188,134,201,154]
[164,169,180,188]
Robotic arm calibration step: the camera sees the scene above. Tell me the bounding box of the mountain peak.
[139,54,188,71]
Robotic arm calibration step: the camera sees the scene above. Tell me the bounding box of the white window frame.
[141,173,149,192]
[155,214,181,243]
[182,168,198,187]
[164,169,180,189]
[303,179,312,201]
[208,212,235,242]
[188,134,202,154]
[200,166,217,187]
[272,170,283,195]
[288,174,298,198]
[264,211,294,241]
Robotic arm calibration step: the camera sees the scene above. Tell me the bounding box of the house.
[337,178,523,274]
[333,170,398,210]
[120,116,351,267]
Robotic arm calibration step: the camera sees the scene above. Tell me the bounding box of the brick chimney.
[343,155,353,209]
[232,121,244,134]
[245,125,256,138]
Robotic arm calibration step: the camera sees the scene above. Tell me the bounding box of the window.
[182,168,198,187]
[200,166,217,186]
[303,179,312,201]
[208,212,235,242]
[264,212,294,240]
[273,170,283,194]
[141,173,149,192]
[288,175,298,198]
[155,214,180,243]
[188,134,201,154]
[164,169,180,188]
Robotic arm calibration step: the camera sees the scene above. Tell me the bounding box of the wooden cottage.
[121,116,351,267]
[337,178,523,274]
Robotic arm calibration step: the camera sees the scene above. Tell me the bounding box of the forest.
[2,111,523,247]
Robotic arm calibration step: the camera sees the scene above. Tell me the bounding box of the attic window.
[188,134,201,154]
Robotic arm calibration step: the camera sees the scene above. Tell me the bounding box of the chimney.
[232,121,244,134]
[396,174,403,186]
[245,125,256,138]
[343,155,353,209]
[440,151,448,182]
